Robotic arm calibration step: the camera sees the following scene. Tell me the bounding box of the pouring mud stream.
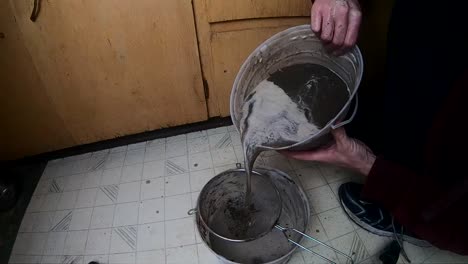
[191,25,363,263]
[238,63,349,237]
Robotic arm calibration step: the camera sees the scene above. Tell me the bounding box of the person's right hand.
[280,128,376,176]
[310,0,362,55]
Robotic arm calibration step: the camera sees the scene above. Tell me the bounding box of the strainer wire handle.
[331,94,359,130]
[287,238,337,264]
[276,225,354,264]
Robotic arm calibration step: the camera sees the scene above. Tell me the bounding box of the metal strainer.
[198,169,282,242]
[191,167,355,264]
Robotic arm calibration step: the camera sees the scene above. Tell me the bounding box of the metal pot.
[188,168,353,264]
[189,168,308,264]
[230,25,364,150]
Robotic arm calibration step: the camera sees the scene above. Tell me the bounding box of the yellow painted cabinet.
[2,0,312,159]
[2,0,391,160]
[193,0,312,117]
[7,0,208,148]
[0,0,75,160]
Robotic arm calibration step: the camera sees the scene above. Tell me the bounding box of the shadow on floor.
[0,160,47,263]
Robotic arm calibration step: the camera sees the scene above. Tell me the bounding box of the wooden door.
[9,0,208,146]
[0,1,75,160]
[193,0,312,117]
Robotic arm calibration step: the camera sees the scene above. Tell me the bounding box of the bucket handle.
[331,94,359,130]
[187,208,197,215]
[276,225,354,264]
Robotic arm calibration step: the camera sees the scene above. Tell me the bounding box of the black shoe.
[338,182,430,247]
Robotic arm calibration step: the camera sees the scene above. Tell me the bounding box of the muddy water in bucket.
[236,63,349,241]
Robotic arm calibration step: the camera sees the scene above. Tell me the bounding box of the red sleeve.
[362,156,468,255]
[359,71,468,254]
[361,157,416,212]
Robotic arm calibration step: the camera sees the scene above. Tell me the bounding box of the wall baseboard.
[6,117,233,165]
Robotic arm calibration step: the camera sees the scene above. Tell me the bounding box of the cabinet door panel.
[206,0,310,23]
[10,0,208,144]
[194,0,311,116]
[0,1,75,160]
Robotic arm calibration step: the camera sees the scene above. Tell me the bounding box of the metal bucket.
[230,25,364,150]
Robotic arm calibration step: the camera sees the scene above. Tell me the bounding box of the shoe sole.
[339,198,432,248]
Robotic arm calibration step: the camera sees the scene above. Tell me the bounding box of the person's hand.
[310,0,362,55]
[281,128,375,175]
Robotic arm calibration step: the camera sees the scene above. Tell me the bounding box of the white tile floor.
[10,125,468,264]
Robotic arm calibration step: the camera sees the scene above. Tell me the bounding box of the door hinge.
[202,78,209,99]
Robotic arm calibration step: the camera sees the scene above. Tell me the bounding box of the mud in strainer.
[192,168,355,263]
[197,169,282,242]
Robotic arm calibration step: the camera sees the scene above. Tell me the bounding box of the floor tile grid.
[163,136,191,263]
[97,195,115,259]
[20,196,187,254]
[25,187,204,226]
[160,129,220,263]
[44,173,115,258]
[25,181,195,217]
[29,160,103,212]
[292,164,372,264]
[44,156,92,180]
[284,158,450,264]
[282,158,346,264]
[104,133,187,260]
[67,200,93,259]
[97,133,194,262]
[161,191,167,264]
[15,182,370,262]
[41,137,165,181]
[13,211,358,260]
[28,146,189,212]
[186,135,218,264]
[122,147,147,264]
[15,142,155,262]
[133,129,223,263]
[259,152,400,264]
[20,133,227,263]
[12,125,459,264]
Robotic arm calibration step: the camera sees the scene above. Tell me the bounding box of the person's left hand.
[281,128,376,176]
[310,0,362,55]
